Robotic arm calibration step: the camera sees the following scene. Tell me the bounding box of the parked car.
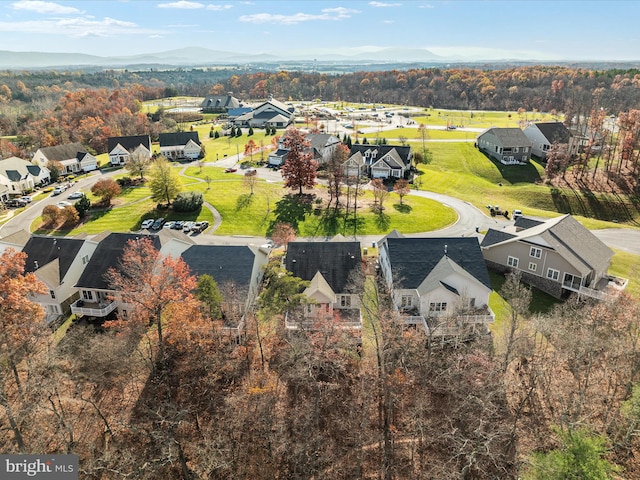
[68,191,84,200]
[20,195,33,203]
[152,217,165,230]
[244,168,257,176]
[163,220,176,229]
[183,221,196,233]
[52,186,66,195]
[5,198,27,207]
[173,220,184,230]
[141,219,154,229]
[224,167,237,173]
[192,221,209,233]
[56,201,73,209]
[513,209,523,219]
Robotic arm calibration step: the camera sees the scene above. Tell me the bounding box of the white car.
[141,219,154,229]
[56,201,72,209]
[68,191,84,200]
[52,186,66,195]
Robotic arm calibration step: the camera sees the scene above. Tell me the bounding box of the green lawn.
[417,142,640,228]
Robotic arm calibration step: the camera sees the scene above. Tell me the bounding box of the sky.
[0,0,639,61]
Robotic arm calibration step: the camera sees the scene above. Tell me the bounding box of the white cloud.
[240,7,359,24]
[11,1,81,14]
[418,4,435,8]
[369,1,401,7]
[206,4,233,10]
[158,1,204,9]
[0,17,162,38]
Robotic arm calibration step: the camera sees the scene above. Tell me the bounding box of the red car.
[224,167,237,173]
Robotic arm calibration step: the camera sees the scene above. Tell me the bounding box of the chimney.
[444,244,448,256]
[34,260,39,270]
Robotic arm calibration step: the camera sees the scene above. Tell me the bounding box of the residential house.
[0,183,9,202]
[378,235,494,338]
[22,235,98,323]
[284,240,363,329]
[32,142,97,174]
[481,214,625,299]
[107,135,152,167]
[523,121,578,160]
[0,230,30,256]
[180,244,270,331]
[159,132,201,160]
[232,97,295,129]
[345,144,413,179]
[72,232,164,319]
[0,156,51,194]
[200,92,241,113]
[267,131,340,167]
[342,151,367,178]
[477,127,533,165]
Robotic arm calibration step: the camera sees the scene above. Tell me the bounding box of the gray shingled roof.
[481,127,532,147]
[180,245,255,292]
[37,143,87,162]
[480,229,517,247]
[535,122,571,144]
[285,241,362,293]
[350,144,412,166]
[107,135,151,153]
[22,236,84,284]
[159,131,200,147]
[385,237,492,290]
[75,233,161,290]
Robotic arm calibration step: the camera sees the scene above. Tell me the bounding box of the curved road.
[2,162,640,256]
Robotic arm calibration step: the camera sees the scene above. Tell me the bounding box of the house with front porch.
[378,234,494,338]
[477,127,532,165]
[346,144,413,179]
[107,135,152,167]
[159,132,201,160]
[0,156,50,194]
[284,240,363,330]
[32,143,97,174]
[481,214,625,299]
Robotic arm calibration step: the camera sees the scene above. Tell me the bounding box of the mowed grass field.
[417,142,640,229]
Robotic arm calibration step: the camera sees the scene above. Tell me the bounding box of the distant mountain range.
[0,47,638,71]
[0,46,447,69]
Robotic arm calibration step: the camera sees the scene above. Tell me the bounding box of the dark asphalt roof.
[180,245,255,291]
[480,229,517,247]
[159,131,201,147]
[22,236,84,283]
[385,237,491,290]
[285,241,362,293]
[107,135,151,152]
[75,233,161,290]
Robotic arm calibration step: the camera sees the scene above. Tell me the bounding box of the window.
[401,295,413,308]
[82,290,93,301]
[546,268,560,281]
[429,302,448,312]
[514,147,519,153]
[50,290,56,299]
[507,256,519,268]
[340,295,351,308]
[530,247,542,259]
[528,262,537,272]
[542,144,550,151]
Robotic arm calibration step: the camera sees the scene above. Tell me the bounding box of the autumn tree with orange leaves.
[281,128,317,195]
[0,249,47,451]
[106,237,198,365]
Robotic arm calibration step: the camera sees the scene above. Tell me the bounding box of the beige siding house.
[480,214,625,299]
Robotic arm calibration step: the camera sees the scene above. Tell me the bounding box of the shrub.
[117,176,133,186]
[172,191,204,212]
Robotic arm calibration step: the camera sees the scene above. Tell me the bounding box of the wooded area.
[2,245,640,478]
